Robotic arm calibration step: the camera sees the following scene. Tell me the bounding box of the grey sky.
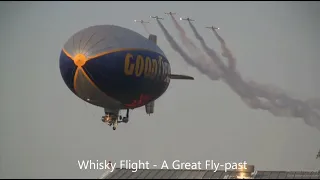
[1,1,320,178]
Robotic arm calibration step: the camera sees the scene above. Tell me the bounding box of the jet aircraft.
[150,16,164,20]
[134,20,150,24]
[179,17,195,22]
[164,12,176,16]
[206,26,219,30]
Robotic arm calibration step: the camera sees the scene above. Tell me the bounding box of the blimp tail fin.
[169,74,195,80]
[148,34,157,44]
[145,34,157,115]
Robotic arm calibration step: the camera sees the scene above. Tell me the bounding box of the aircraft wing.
[169,74,194,80]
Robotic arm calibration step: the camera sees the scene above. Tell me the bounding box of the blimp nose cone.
[73,53,87,67]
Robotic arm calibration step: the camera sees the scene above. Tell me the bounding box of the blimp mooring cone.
[73,53,87,67]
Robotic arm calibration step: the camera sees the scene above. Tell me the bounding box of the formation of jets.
[134,12,220,31]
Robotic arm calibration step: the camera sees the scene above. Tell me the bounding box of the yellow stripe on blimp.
[73,67,99,95]
[62,48,164,66]
[62,49,98,94]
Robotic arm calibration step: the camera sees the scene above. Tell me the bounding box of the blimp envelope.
[59,25,172,110]
[59,24,195,130]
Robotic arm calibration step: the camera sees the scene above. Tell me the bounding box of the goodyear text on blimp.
[120,160,150,172]
[124,53,170,83]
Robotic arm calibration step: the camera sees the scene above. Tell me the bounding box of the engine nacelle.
[145,101,155,115]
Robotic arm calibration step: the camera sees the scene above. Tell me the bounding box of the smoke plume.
[187,21,227,73]
[212,29,237,71]
[170,16,199,52]
[169,16,221,79]
[142,23,150,34]
[155,19,220,81]
[186,21,320,131]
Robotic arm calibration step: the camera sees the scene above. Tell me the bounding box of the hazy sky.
[1,1,320,178]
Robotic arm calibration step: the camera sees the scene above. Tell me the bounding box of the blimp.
[59,25,194,130]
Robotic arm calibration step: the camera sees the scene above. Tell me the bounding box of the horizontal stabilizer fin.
[169,74,194,80]
[148,34,157,44]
